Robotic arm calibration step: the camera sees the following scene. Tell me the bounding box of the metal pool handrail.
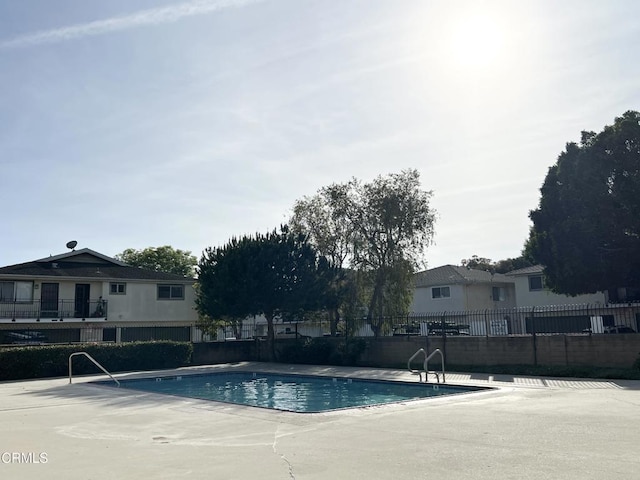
[68,351,120,387]
[407,348,445,384]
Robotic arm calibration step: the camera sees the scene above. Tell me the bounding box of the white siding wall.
[106,281,198,322]
[511,275,606,306]
[411,284,466,313]
[464,283,517,310]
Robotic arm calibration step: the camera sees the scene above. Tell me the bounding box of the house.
[411,265,517,313]
[0,248,198,344]
[505,265,606,306]
[409,265,516,335]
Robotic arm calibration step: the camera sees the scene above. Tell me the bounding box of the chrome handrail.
[68,351,120,387]
[407,348,445,383]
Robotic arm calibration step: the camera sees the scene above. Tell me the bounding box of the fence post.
[441,313,447,365]
[531,306,537,366]
[484,309,490,338]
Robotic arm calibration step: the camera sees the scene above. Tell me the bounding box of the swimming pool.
[95,372,488,412]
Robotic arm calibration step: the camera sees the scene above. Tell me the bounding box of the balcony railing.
[0,299,108,321]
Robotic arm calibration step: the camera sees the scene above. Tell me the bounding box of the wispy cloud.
[0,0,263,50]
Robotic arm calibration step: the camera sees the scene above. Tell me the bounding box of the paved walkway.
[1,362,639,479]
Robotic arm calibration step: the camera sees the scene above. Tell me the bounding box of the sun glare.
[448,14,506,70]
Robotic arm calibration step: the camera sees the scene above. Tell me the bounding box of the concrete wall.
[191,335,640,369]
[357,335,640,369]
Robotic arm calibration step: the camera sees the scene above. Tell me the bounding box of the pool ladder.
[408,348,445,384]
[68,351,120,387]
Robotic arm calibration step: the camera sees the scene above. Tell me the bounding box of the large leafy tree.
[291,169,436,336]
[460,255,533,274]
[290,192,355,336]
[115,246,197,277]
[526,110,640,295]
[196,226,329,359]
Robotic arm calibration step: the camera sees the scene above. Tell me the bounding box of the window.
[492,286,505,301]
[528,275,544,291]
[110,283,126,295]
[432,286,450,299]
[0,281,33,302]
[158,284,184,300]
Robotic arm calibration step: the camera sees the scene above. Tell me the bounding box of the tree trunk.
[265,310,276,361]
[367,270,385,337]
[330,308,339,336]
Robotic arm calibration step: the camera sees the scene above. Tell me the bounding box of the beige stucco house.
[411,265,517,313]
[505,265,606,306]
[0,248,198,344]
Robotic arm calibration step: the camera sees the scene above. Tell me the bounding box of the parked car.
[4,331,47,345]
[603,325,636,334]
[275,328,309,339]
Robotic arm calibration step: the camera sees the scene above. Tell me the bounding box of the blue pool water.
[95,372,487,413]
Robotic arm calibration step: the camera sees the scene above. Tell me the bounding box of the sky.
[1,0,639,270]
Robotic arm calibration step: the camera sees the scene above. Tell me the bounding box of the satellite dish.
[66,240,78,250]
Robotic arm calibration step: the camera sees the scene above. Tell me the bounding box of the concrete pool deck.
[1,362,639,479]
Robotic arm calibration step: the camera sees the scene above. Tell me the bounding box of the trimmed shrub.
[633,353,640,372]
[0,341,193,381]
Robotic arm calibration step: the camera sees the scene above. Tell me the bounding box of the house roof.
[34,248,128,266]
[414,265,513,287]
[505,265,544,276]
[0,248,194,282]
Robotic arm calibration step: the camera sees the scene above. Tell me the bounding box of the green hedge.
[0,341,193,381]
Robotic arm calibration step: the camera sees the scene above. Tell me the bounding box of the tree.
[526,110,640,295]
[115,246,197,277]
[196,226,330,359]
[290,192,356,336]
[460,255,533,274]
[291,169,436,336]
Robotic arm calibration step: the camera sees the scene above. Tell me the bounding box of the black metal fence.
[0,324,192,346]
[1,303,638,347]
[0,298,107,320]
[383,303,640,337]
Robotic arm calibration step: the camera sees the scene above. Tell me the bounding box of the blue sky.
[1,0,638,269]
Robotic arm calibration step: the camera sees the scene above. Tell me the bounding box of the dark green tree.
[115,246,197,277]
[461,255,533,274]
[526,110,640,295]
[196,226,330,359]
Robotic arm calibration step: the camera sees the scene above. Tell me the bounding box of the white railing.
[407,348,445,383]
[68,351,120,387]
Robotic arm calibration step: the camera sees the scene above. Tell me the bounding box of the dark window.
[432,286,450,299]
[109,283,126,295]
[492,286,505,301]
[158,284,184,300]
[0,281,33,302]
[528,275,544,291]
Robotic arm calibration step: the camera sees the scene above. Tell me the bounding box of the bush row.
[0,341,193,381]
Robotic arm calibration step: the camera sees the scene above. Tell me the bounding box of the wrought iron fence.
[0,323,191,346]
[2,303,638,348]
[381,303,640,337]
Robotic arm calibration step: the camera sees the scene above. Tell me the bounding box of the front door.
[40,283,59,318]
[74,283,90,318]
